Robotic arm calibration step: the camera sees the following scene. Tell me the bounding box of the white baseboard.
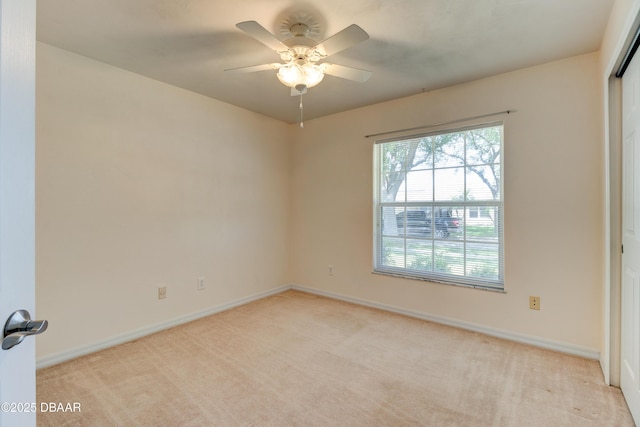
[38,283,600,369]
[291,284,600,360]
[36,285,292,369]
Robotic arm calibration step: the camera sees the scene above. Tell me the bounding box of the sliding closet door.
[621,39,640,425]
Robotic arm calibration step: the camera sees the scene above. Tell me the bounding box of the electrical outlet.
[328,265,334,275]
[529,296,540,310]
[158,286,167,300]
[197,276,205,291]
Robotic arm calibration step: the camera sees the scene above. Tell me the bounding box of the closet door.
[621,37,640,425]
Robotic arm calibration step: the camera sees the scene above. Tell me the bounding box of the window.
[373,122,504,290]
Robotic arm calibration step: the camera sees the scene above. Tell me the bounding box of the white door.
[0,0,38,426]
[622,42,640,424]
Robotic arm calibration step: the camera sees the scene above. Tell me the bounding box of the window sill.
[371,270,505,293]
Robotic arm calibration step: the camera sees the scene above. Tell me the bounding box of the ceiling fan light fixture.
[277,62,324,89]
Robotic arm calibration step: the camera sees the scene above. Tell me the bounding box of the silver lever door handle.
[2,309,48,350]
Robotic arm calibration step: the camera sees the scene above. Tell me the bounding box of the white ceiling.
[36,0,614,124]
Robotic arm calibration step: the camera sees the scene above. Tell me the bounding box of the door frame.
[604,6,640,388]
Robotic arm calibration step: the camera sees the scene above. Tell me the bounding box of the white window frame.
[373,122,504,291]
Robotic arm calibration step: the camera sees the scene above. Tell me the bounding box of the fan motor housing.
[289,23,310,37]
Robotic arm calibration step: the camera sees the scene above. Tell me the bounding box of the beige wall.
[36,43,292,360]
[291,52,603,352]
[36,42,604,362]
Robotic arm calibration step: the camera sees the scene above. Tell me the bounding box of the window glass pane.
[406,170,433,202]
[381,173,406,202]
[406,240,433,271]
[381,237,405,268]
[410,138,433,170]
[434,207,464,240]
[381,206,404,236]
[403,207,433,237]
[434,241,464,276]
[380,172,405,203]
[466,206,500,242]
[466,165,500,201]
[466,127,501,166]
[466,243,500,280]
[434,132,465,168]
[434,167,464,201]
[381,141,409,173]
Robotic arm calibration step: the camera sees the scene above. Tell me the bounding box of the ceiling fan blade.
[236,21,289,52]
[322,63,372,82]
[224,63,281,73]
[316,24,369,57]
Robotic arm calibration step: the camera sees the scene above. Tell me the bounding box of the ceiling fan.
[226,19,372,97]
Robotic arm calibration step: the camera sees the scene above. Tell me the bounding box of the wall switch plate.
[328,265,334,275]
[197,276,205,291]
[158,286,167,300]
[529,296,540,310]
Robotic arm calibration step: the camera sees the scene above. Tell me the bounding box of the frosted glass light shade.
[277,62,325,88]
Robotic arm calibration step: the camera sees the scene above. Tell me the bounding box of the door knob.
[2,309,48,350]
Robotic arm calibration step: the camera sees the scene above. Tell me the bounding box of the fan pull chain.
[299,93,304,128]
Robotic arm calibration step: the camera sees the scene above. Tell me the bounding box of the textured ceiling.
[36,0,614,123]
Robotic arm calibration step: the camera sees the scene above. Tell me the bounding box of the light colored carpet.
[37,290,634,426]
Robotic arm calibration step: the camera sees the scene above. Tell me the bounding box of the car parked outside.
[396,207,460,238]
